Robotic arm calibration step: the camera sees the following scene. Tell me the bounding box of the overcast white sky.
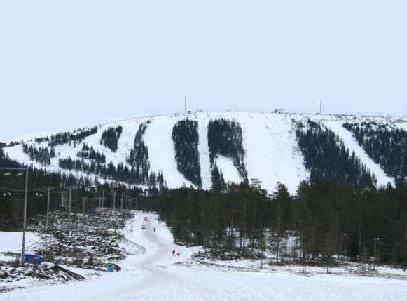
[1,1,407,140]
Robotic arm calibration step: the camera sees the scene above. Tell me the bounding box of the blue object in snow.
[24,254,45,265]
[107,264,115,272]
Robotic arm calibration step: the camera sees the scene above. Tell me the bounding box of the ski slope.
[143,115,193,188]
[239,112,309,194]
[323,120,395,187]
[3,212,407,301]
[195,112,309,194]
[195,113,212,190]
[3,112,403,193]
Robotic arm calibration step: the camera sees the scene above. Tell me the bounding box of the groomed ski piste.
[3,111,402,195]
[2,211,407,301]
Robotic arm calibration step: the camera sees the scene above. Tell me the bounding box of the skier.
[172,249,175,256]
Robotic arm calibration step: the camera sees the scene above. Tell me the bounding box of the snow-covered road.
[3,213,407,301]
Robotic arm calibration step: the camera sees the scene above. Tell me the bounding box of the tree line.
[77,143,106,164]
[127,122,151,185]
[1,146,149,230]
[100,126,123,152]
[172,119,201,187]
[208,119,248,182]
[47,127,98,147]
[138,181,407,267]
[22,144,56,165]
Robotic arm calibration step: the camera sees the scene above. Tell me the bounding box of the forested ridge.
[58,157,164,187]
[0,146,151,230]
[46,127,98,147]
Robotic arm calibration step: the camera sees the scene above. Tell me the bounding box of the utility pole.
[68,189,72,222]
[358,195,362,258]
[120,194,124,211]
[0,167,30,266]
[319,100,322,114]
[46,187,50,230]
[21,168,29,266]
[64,191,68,209]
[82,197,85,214]
[112,189,116,211]
[373,237,380,270]
[339,233,347,261]
[101,190,105,209]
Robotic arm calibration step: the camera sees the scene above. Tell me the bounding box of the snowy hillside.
[3,112,405,194]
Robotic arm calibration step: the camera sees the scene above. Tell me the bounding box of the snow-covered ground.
[214,155,243,184]
[0,232,39,254]
[0,232,40,264]
[3,211,407,301]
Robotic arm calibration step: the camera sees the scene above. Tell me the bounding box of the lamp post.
[0,167,29,266]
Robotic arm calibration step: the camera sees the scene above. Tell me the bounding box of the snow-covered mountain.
[3,111,406,194]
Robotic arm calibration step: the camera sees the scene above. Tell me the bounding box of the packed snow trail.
[4,213,407,301]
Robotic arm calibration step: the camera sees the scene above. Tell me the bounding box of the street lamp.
[0,167,29,266]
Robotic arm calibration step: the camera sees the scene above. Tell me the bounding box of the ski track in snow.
[143,115,192,188]
[204,112,309,194]
[214,155,242,184]
[240,112,309,195]
[323,120,394,187]
[3,212,407,301]
[195,113,212,190]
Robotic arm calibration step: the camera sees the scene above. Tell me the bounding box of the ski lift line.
[0,187,59,193]
[0,186,113,193]
[0,187,49,192]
